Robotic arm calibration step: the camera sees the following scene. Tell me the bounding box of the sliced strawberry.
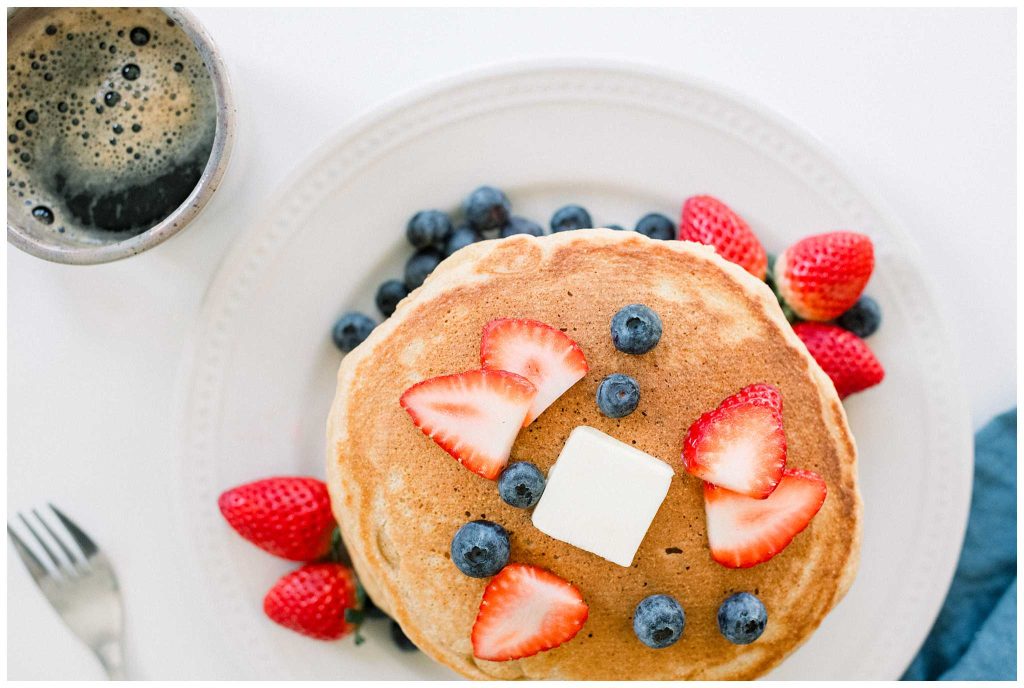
[793,322,885,399]
[400,369,537,480]
[471,563,589,661]
[774,232,875,321]
[480,318,588,425]
[704,468,827,568]
[682,383,787,499]
[679,195,768,279]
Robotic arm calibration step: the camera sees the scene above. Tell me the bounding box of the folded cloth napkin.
[902,409,1016,680]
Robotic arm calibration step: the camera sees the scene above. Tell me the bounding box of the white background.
[7,8,1015,679]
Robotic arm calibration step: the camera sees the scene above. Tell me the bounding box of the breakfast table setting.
[6,8,1016,681]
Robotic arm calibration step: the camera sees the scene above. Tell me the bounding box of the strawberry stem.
[344,607,366,645]
[325,527,352,566]
[344,581,368,646]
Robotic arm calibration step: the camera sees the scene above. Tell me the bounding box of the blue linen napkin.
[902,409,1017,680]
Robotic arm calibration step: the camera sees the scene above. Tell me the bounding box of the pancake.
[326,229,861,680]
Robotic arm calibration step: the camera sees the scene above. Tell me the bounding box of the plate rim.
[172,57,973,679]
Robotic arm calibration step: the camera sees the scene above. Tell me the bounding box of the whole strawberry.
[679,195,767,279]
[218,477,335,561]
[774,232,874,321]
[264,562,363,641]
[794,322,884,398]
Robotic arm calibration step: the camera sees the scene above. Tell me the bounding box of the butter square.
[531,426,674,567]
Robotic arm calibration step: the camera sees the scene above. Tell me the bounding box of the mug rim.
[6,6,236,265]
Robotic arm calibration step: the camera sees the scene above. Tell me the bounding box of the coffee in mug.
[7,7,219,241]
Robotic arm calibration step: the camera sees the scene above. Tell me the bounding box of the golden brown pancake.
[326,229,861,680]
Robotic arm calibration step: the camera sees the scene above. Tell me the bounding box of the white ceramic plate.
[174,61,972,680]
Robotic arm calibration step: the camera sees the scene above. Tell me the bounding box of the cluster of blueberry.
[633,590,768,649]
[449,461,547,578]
[331,186,680,353]
[595,304,662,418]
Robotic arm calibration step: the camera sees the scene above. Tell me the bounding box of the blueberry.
[404,248,443,290]
[836,295,882,338]
[406,209,453,249]
[635,213,676,240]
[390,620,418,652]
[550,204,592,232]
[363,596,387,619]
[611,304,663,354]
[633,594,685,649]
[597,374,640,418]
[717,592,767,645]
[450,520,510,578]
[464,186,511,233]
[331,312,375,353]
[375,279,409,318]
[497,462,546,508]
[444,223,483,258]
[606,224,627,231]
[501,216,545,238]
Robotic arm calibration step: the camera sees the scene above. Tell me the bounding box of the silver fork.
[8,505,126,679]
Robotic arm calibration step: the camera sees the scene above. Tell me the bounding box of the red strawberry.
[471,563,589,661]
[218,477,335,561]
[480,318,588,425]
[264,562,363,641]
[774,232,874,321]
[400,369,537,480]
[704,467,827,568]
[682,383,787,498]
[679,195,768,279]
[793,322,885,398]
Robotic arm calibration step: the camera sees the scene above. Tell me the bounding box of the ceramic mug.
[6,7,236,264]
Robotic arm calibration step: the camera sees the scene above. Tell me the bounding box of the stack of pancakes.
[327,229,861,680]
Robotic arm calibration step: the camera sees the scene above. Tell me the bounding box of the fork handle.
[95,641,126,680]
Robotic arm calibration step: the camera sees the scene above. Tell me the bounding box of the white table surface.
[7,8,1015,680]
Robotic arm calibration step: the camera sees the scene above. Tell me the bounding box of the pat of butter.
[531,426,674,567]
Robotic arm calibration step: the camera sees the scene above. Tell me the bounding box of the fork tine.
[18,512,64,573]
[7,524,49,584]
[49,504,99,558]
[34,508,80,566]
